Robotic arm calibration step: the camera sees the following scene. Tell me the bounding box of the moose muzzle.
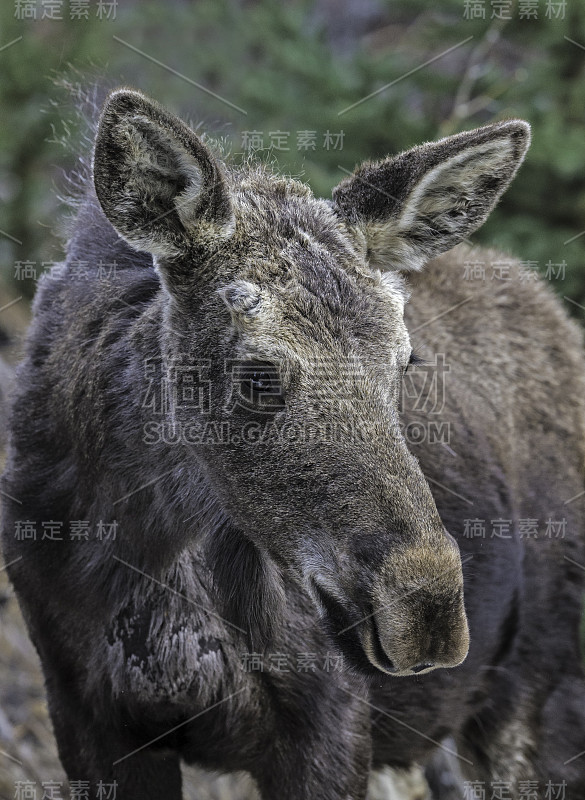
[361,534,469,676]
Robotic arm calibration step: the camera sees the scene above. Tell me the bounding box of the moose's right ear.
[92,89,234,260]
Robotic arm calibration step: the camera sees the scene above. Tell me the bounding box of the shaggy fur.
[2,89,585,799]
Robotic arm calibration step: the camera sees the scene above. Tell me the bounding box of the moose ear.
[332,120,530,272]
[93,89,234,260]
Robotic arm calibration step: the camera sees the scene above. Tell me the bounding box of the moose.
[2,88,585,799]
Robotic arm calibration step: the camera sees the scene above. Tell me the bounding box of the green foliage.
[1,0,585,324]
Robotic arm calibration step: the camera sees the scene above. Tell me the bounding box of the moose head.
[93,89,529,676]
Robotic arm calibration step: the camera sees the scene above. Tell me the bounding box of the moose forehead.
[92,91,530,397]
[216,173,412,366]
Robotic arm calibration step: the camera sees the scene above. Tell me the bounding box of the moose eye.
[238,361,284,409]
[404,350,425,374]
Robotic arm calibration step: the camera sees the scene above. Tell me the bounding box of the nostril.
[411,662,435,674]
[368,617,398,674]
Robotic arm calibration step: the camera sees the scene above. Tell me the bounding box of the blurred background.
[1,0,585,797]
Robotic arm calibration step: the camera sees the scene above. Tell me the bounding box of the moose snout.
[362,537,469,677]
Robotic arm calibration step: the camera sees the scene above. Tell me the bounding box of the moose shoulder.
[2,89,584,800]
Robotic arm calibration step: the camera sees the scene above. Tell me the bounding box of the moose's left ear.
[332,120,530,272]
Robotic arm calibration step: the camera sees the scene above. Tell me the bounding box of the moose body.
[2,90,585,799]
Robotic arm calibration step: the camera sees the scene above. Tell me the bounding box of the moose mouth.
[311,581,398,676]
